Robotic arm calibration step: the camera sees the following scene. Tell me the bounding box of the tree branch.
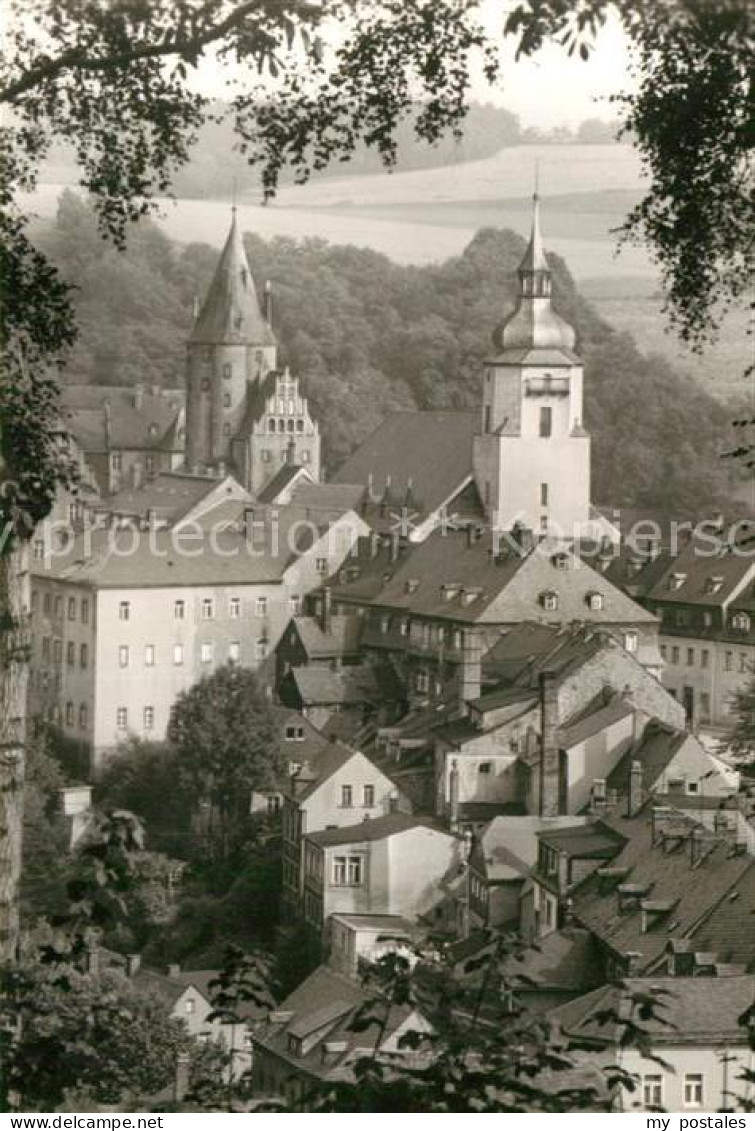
[0,0,315,105]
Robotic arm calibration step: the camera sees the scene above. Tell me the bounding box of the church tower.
[472,193,591,540]
[184,209,320,492]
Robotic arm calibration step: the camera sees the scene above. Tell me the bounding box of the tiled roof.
[307,812,445,847]
[571,809,753,972]
[687,861,755,970]
[189,211,276,347]
[331,533,656,626]
[606,720,688,793]
[551,976,755,1046]
[332,411,477,520]
[288,663,402,707]
[287,739,362,803]
[537,822,626,858]
[290,482,367,518]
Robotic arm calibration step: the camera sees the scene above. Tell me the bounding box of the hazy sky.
[195,5,635,130]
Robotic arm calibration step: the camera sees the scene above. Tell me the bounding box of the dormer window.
[705,576,724,594]
[405,578,420,594]
[540,591,559,612]
[551,553,569,571]
[586,591,604,611]
[732,612,751,633]
[668,573,687,591]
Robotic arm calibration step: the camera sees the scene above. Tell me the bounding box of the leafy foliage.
[167,665,283,854]
[723,672,755,769]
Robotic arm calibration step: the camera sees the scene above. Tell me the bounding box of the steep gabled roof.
[189,210,276,347]
[291,615,361,659]
[307,812,445,847]
[606,720,689,794]
[332,411,477,522]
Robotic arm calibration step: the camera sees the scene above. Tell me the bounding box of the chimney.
[192,294,199,321]
[320,586,332,634]
[459,628,482,709]
[174,1051,191,1104]
[264,279,273,326]
[449,758,460,831]
[134,383,144,410]
[126,953,141,977]
[390,531,400,563]
[369,530,380,559]
[628,759,643,817]
[539,670,560,818]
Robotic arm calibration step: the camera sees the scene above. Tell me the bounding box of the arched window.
[287,418,295,432]
[296,419,304,432]
[267,419,276,432]
[278,419,285,433]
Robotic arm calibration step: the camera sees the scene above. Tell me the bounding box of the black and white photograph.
[0,0,753,1116]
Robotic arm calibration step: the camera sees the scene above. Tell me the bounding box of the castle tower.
[472,192,591,540]
[184,208,278,472]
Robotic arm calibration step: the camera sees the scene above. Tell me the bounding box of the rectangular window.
[316,557,328,575]
[539,406,552,437]
[65,702,74,727]
[262,450,271,463]
[229,597,241,619]
[672,646,680,665]
[79,704,88,729]
[118,645,129,668]
[725,651,733,672]
[116,707,128,729]
[642,1075,663,1109]
[332,855,363,886]
[43,593,51,616]
[687,647,694,666]
[660,644,667,660]
[53,639,62,664]
[256,596,268,616]
[173,644,184,666]
[54,596,63,617]
[111,451,122,471]
[684,1074,703,1107]
[143,706,154,730]
[740,653,749,674]
[256,638,268,659]
[363,785,375,808]
[201,598,214,620]
[174,599,185,620]
[66,641,75,666]
[540,483,548,506]
[290,595,301,615]
[67,597,76,621]
[118,601,130,621]
[80,643,88,669]
[301,450,311,463]
[144,644,155,666]
[340,785,353,808]
[81,598,89,625]
[228,641,240,664]
[701,649,709,669]
[700,692,711,720]
[42,636,51,662]
[201,642,213,664]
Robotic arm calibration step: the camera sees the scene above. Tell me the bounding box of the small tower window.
[539,407,552,437]
[278,419,285,433]
[223,393,231,408]
[296,419,304,432]
[287,418,295,432]
[223,364,232,379]
[268,419,276,432]
[540,483,548,506]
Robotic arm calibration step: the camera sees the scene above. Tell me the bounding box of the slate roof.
[288,664,402,707]
[286,739,364,803]
[606,720,688,794]
[31,526,293,586]
[189,210,276,347]
[559,696,635,750]
[331,533,656,627]
[474,816,592,882]
[290,482,367,518]
[332,411,477,520]
[537,822,626,859]
[61,385,184,452]
[307,812,445,847]
[687,861,755,970]
[291,615,361,659]
[571,809,753,972]
[253,965,416,1082]
[502,928,604,992]
[646,536,755,608]
[257,464,308,504]
[105,472,246,525]
[551,976,755,1047]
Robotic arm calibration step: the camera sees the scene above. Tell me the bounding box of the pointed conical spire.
[189,208,276,347]
[518,191,549,277]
